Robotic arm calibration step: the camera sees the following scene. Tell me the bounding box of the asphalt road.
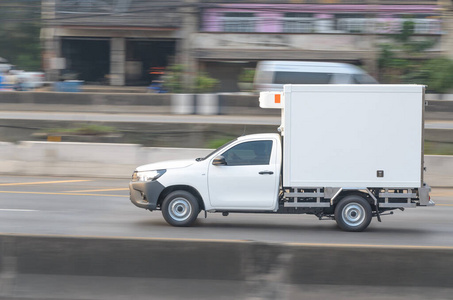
[1,175,452,247]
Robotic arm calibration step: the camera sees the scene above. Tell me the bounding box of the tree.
[378,19,437,86]
[163,64,218,93]
[423,58,453,94]
[0,1,42,71]
[377,19,453,93]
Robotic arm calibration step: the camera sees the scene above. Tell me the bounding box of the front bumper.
[129,180,165,210]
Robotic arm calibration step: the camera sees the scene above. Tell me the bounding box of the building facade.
[41,0,452,91]
[41,0,189,86]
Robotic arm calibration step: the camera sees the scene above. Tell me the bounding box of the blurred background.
[0,0,452,151]
[1,2,453,300]
[0,0,452,92]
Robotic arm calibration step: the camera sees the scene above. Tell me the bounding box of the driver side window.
[222,140,272,166]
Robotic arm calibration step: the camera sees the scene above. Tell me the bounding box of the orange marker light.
[275,94,281,104]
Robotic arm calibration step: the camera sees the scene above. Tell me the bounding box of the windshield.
[196,138,237,161]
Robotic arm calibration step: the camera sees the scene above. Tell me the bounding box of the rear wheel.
[161,190,200,227]
[334,195,372,232]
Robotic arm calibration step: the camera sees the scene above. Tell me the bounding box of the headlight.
[132,169,166,182]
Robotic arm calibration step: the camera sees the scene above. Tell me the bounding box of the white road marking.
[0,180,90,186]
[64,188,129,193]
[0,209,38,212]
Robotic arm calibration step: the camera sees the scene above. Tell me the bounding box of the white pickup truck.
[129,84,433,231]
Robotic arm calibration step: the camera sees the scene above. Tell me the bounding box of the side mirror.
[212,155,227,166]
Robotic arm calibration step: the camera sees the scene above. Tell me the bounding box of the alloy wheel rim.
[342,203,365,227]
[169,198,191,221]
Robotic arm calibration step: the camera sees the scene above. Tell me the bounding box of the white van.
[254,61,378,91]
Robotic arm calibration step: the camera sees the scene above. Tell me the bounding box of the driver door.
[207,138,279,210]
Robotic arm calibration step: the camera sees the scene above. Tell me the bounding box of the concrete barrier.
[0,91,174,114]
[0,91,264,115]
[0,91,451,119]
[0,234,452,296]
[426,93,453,101]
[0,91,172,106]
[426,100,453,121]
[425,155,453,187]
[0,141,451,186]
[0,141,212,178]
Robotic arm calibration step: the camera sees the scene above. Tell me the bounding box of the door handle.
[259,171,274,175]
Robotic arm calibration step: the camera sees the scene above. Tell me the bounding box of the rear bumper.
[418,184,434,206]
[129,180,165,210]
[426,199,436,207]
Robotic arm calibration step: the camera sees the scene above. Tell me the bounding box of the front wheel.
[334,195,372,232]
[161,190,200,227]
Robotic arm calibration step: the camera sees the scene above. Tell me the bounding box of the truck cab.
[130,133,282,226]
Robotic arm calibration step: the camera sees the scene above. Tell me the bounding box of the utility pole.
[41,0,63,82]
[440,0,453,60]
[178,0,199,92]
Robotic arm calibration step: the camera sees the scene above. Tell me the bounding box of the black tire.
[334,195,372,232]
[161,190,200,227]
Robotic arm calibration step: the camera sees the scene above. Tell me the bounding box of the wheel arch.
[332,190,375,209]
[158,185,205,210]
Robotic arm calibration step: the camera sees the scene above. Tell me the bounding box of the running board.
[284,202,330,208]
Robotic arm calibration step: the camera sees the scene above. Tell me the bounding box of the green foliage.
[238,68,255,83]
[194,72,219,93]
[163,64,219,93]
[207,138,233,149]
[0,1,42,71]
[377,20,452,93]
[162,64,186,93]
[425,142,453,156]
[393,18,436,52]
[423,58,453,93]
[395,19,415,43]
[46,124,118,136]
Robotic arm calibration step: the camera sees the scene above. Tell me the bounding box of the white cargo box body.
[283,84,424,189]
